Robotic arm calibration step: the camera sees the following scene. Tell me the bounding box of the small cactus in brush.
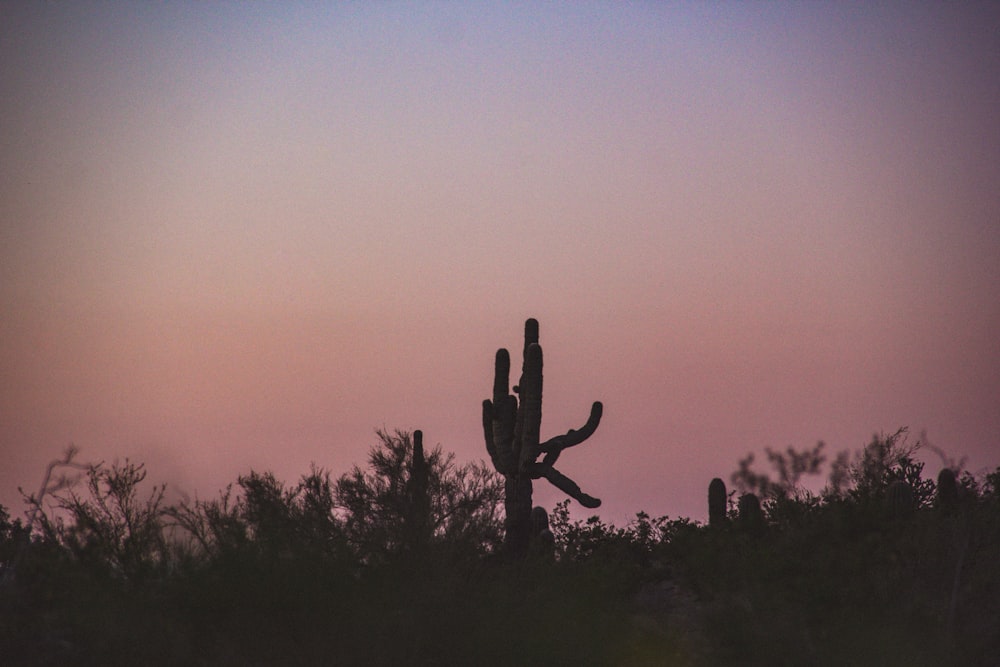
[404,430,432,551]
[885,480,914,517]
[530,506,555,559]
[937,468,959,513]
[709,478,728,528]
[482,318,604,558]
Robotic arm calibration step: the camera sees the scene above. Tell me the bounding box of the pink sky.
[2,3,998,524]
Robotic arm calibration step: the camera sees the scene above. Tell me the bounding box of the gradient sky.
[2,2,998,524]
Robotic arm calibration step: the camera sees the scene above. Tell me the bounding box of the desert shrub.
[675,430,1000,666]
[23,459,168,583]
[335,429,504,562]
[3,431,997,666]
[0,504,30,575]
[170,466,349,569]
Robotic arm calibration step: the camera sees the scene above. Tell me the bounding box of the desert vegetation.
[2,322,997,665]
[1,427,998,666]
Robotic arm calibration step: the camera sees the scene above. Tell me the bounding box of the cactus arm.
[536,402,603,457]
[528,463,601,508]
[523,318,539,349]
[485,348,518,475]
[493,349,511,404]
[482,399,500,469]
[498,394,517,443]
[487,396,518,475]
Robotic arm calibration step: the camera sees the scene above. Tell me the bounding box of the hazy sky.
[2,2,998,523]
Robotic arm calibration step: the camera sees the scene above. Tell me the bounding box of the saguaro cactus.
[482,318,603,557]
[708,478,728,528]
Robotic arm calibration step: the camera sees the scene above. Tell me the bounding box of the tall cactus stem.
[709,478,728,528]
[937,468,959,513]
[405,430,431,552]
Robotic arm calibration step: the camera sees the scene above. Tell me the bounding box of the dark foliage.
[1,428,998,666]
[483,318,605,558]
[335,429,504,562]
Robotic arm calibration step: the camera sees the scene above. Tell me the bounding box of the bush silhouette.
[2,430,998,666]
[335,428,504,562]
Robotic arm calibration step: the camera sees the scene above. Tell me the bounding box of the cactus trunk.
[405,430,431,552]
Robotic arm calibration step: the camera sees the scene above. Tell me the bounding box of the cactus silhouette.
[937,468,959,513]
[404,430,431,551]
[885,480,914,517]
[482,318,603,557]
[709,478,727,527]
[530,506,556,559]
